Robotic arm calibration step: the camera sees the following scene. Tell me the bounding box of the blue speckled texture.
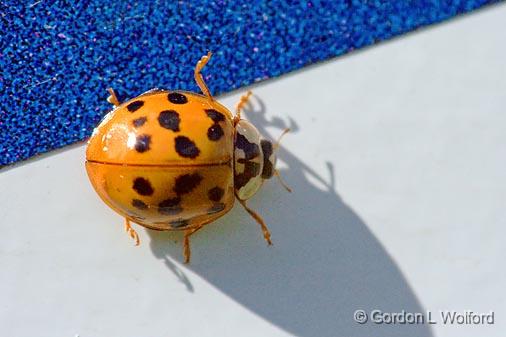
[0,0,500,166]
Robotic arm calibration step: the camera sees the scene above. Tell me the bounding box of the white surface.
[2,5,506,337]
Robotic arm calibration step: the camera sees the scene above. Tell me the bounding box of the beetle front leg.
[233,90,253,124]
[238,199,272,245]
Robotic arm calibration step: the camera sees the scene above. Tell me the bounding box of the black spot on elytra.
[158,110,180,132]
[208,186,224,202]
[207,123,224,141]
[135,134,151,153]
[170,219,189,228]
[158,197,183,215]
[132,199,148,210]
[168,92,188,104]
[174,173,203,195]
[234,161,261,190]
[208,202,226,214]
[127,100,144,112]
[175,136,200,158]
[235,133,260,160]
[205,109,225,122]
[132,116,147,127]
[132,177,154,196]
[260,139,274,179]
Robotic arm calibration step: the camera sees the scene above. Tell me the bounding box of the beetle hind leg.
[107,88,121,106]
[238,199,272,245]
[124,218,140,246]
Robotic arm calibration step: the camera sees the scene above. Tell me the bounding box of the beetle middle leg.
[194,52,214,101]
[182,223,208,264]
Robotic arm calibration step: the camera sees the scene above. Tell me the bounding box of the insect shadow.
[146,96,432,337]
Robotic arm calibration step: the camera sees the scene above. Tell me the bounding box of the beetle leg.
[107,88,121,107]
[183,227,198,263]
[183,231,192,264]
[182,224,207,264]
[234,90,252,124]
[194,51,214,101]
[238,199,272,245]
[124,218,140,246]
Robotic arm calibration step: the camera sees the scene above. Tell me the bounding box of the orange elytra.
[85,52,290,263]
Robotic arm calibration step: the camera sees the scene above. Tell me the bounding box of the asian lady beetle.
[85,52,290,263]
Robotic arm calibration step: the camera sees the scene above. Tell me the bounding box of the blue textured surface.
[0,0,500,166]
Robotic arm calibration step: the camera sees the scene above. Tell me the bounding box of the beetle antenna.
[273,128,290,152]
[272,128,292,192]
[274,169,292,193]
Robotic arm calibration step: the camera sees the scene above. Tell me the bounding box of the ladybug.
[85,52,290,263]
